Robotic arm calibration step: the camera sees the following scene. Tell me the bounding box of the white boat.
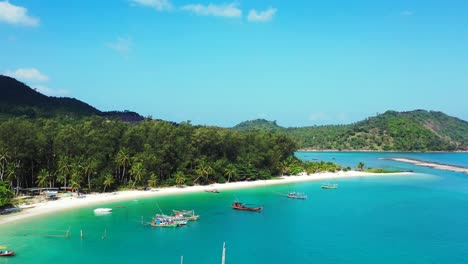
[94,208,112,213]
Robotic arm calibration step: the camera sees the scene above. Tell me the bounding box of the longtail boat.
[205,189,220,193]
[287,192,307,200]
[172,210,200,221]
[0,251,15,257]
[232,201,263,211]
[321,183,338,189]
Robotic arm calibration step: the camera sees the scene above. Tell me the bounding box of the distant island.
[233,111,468,152]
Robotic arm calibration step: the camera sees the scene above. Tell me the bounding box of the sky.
[1,0,467,127]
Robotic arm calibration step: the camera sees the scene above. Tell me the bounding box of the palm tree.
[129,162,146,189]
[57,156,72,189]
[70,163,82,193]
[224,164,237,183]
[5,162,16,190]
[357,162,365,171]
[115,148,131,184]
[174,171,186,186]
[103,173,114,193]
[147,173,158,188]
[36,169,50,189]
[194,161,214,184]
[83,158,97,192]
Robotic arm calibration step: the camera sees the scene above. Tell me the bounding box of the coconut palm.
[129,162,146,189]
[56,156,72,189]
[147,173,158,188]
[194,160,214,184]
[36,169,50,189]
[357,162,365,171]
[103,173,114,193]
[70,163,83,193]
[224,164,237,183]
[174,171,186,186]
[83,158,97,192]
[115,148,131,184]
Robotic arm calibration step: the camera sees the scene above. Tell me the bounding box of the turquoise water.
[1,152,468,264]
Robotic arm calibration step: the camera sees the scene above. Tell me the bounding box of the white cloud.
[248,7,277,22]
[181,3,242,18]
[106,37,132,55]
[0,1,39,26]
[130,0,172,11]
[3,68,49,82]
[33,85,70,97]
[400,10,414,16]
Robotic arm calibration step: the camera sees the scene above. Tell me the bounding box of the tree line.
[0,116,299,199]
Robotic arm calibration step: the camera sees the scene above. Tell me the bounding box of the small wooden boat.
[172,210,200,221]
[287,192,307,200]
[321,183,338,189]
[205,189,219,193]
[94,208,112,213]
[0,251,15,257]
[232,201,263,211]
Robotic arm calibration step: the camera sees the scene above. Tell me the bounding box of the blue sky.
[1,0,467,127]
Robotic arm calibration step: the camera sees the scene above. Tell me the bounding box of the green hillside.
[0,75,143,122]
[234,111,468,151]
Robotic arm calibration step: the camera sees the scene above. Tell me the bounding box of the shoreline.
[0,170,413,226]
[297,149,468,153]
[382,158,468,174]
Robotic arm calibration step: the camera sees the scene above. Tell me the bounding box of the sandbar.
[383,158,468,174]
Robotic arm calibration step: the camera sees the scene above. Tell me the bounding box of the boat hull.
[287,195,307,200]
[0,251,15,257]
[232,204,263,211]
[149,222,180,228]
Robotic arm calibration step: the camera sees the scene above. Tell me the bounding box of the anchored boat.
[172,209,200,221]
[94,208,112,213]
[232,201,263,211]
[0,251,15,257]
[321,183,338,189]
[287,192,307,200]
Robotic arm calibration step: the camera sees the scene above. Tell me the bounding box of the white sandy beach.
[0,170,413,225]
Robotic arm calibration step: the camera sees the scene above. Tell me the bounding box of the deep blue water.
[1,152,467,264]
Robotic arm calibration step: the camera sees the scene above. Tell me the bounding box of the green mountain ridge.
[0,75,143,122]
[234,110,468,151]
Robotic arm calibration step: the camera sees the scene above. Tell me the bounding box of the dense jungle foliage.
[0,116,300,194]
[234,110,468,151]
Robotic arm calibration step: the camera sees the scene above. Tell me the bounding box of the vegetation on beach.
[0,116,298,195]
[0,181,14,207]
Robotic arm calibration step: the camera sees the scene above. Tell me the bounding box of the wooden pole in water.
[221,242,226,264]
[102,228,107,240]
[80,230,83,240]
[180,255,183,264]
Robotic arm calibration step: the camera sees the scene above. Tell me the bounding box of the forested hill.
[0,75,143,122]
[233,110,468,151]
